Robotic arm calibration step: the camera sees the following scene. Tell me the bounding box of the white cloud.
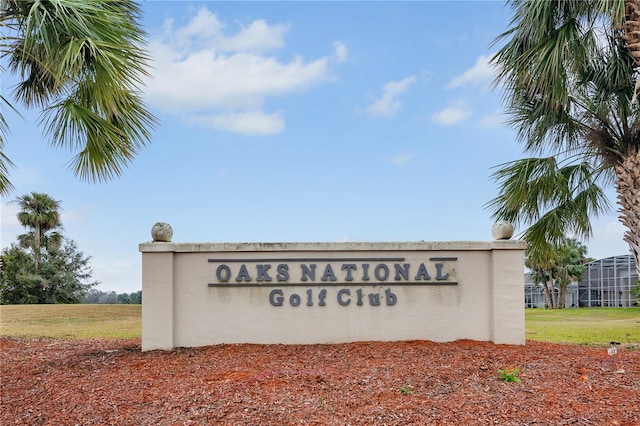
[366,76,416,117]
[587,218,629,260]
[333,41,348,63]
[168,8,288,53]
[1,202,19,227]
[431,101,471,126]
[391,152,417,165]
[147,47,331,113]
[1,202,21,247]
[217,19,290,53]
[175,8,226,43]
[189,111,285,135]
[144,7,341,135]
[447,54,495,89]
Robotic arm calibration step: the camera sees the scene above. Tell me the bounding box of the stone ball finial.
[492,221,514,240]
[152,222,173,242]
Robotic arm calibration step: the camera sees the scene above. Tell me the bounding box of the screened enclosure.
[577,255,638,307]
[525,255,638,308]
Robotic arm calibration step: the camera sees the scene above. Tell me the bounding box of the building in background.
[578,255,637,307]
[525,255,638,308]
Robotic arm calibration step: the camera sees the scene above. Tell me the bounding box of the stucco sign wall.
[140,232,526,351]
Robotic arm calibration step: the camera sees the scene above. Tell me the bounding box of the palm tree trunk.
[622,1,640,272]
[623,0,640,102]
[548,272,559,309]
[614,147,640,277]
[542,283,552,308]
[34,223,41,272]
[542,278,553,309]
[557,286,565,309]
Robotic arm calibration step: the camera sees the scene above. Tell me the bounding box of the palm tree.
[13,192,62,272]
[0,0,156,195]
[489,0,640,277]
[526,237,588,309]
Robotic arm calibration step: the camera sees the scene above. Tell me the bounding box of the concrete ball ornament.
[492,221,514,240]
[152,222,173,242]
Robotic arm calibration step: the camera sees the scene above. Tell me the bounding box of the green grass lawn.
[0,304,141,339]
[525,307,640,346]
[1,304,638,345]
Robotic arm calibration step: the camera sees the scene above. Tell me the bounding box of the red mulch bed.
[1,338,639,425]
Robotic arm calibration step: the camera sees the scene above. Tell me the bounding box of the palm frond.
[486,156,611,245]
[0,95,17,195]
[492,0,636,160]
[1,0,157,184]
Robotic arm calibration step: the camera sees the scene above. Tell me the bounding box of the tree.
[0,238,97,304]
[487,158,610,263]
[129,290,142,304]
[631,280,640,304]
[84,289,110,303]
[83,289,140,304]
[13,192,62,271]
[0,245,39,304]
[489,0,640,278]
[0,0,156,195]
[526,238,589,309]
[1,192,98,304]
[117,292,131,304]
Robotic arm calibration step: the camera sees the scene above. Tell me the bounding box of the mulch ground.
[1,337,639,425]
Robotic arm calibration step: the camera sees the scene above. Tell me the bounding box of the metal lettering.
[375,264,389,281]
[269,289,284,306]
[394,263,410,280]
[256,264,272,282]
[385,288,397,305]
[321,264,337,281]
[414,263,431,280]
[341,264,357,281]
[318,289,327,306]
[362,263,370,281]
[276,264,289,281]
[337,289,351,306]
[435,263,449,280]
[368,292,381,306]
[216,265,231,282]
[289,293,301,306]
[235,264,251,282]
[300,264,316,281]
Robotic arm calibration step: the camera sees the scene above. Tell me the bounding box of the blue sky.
[0,1,628,294]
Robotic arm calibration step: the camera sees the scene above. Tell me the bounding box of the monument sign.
[140,224,526,351]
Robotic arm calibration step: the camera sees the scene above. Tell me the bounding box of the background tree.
[129,290,142,304]
[526,238,589,309]
[0,245,39,304]
[0,192,97,304]
[631,280,640,304]
[0,0,156,195]
[83,289,141,304]
[13,192,62,271]
[117,292,131,304]
[489,0,640,278]
[0,238,97,304]
[83,289,117,304]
